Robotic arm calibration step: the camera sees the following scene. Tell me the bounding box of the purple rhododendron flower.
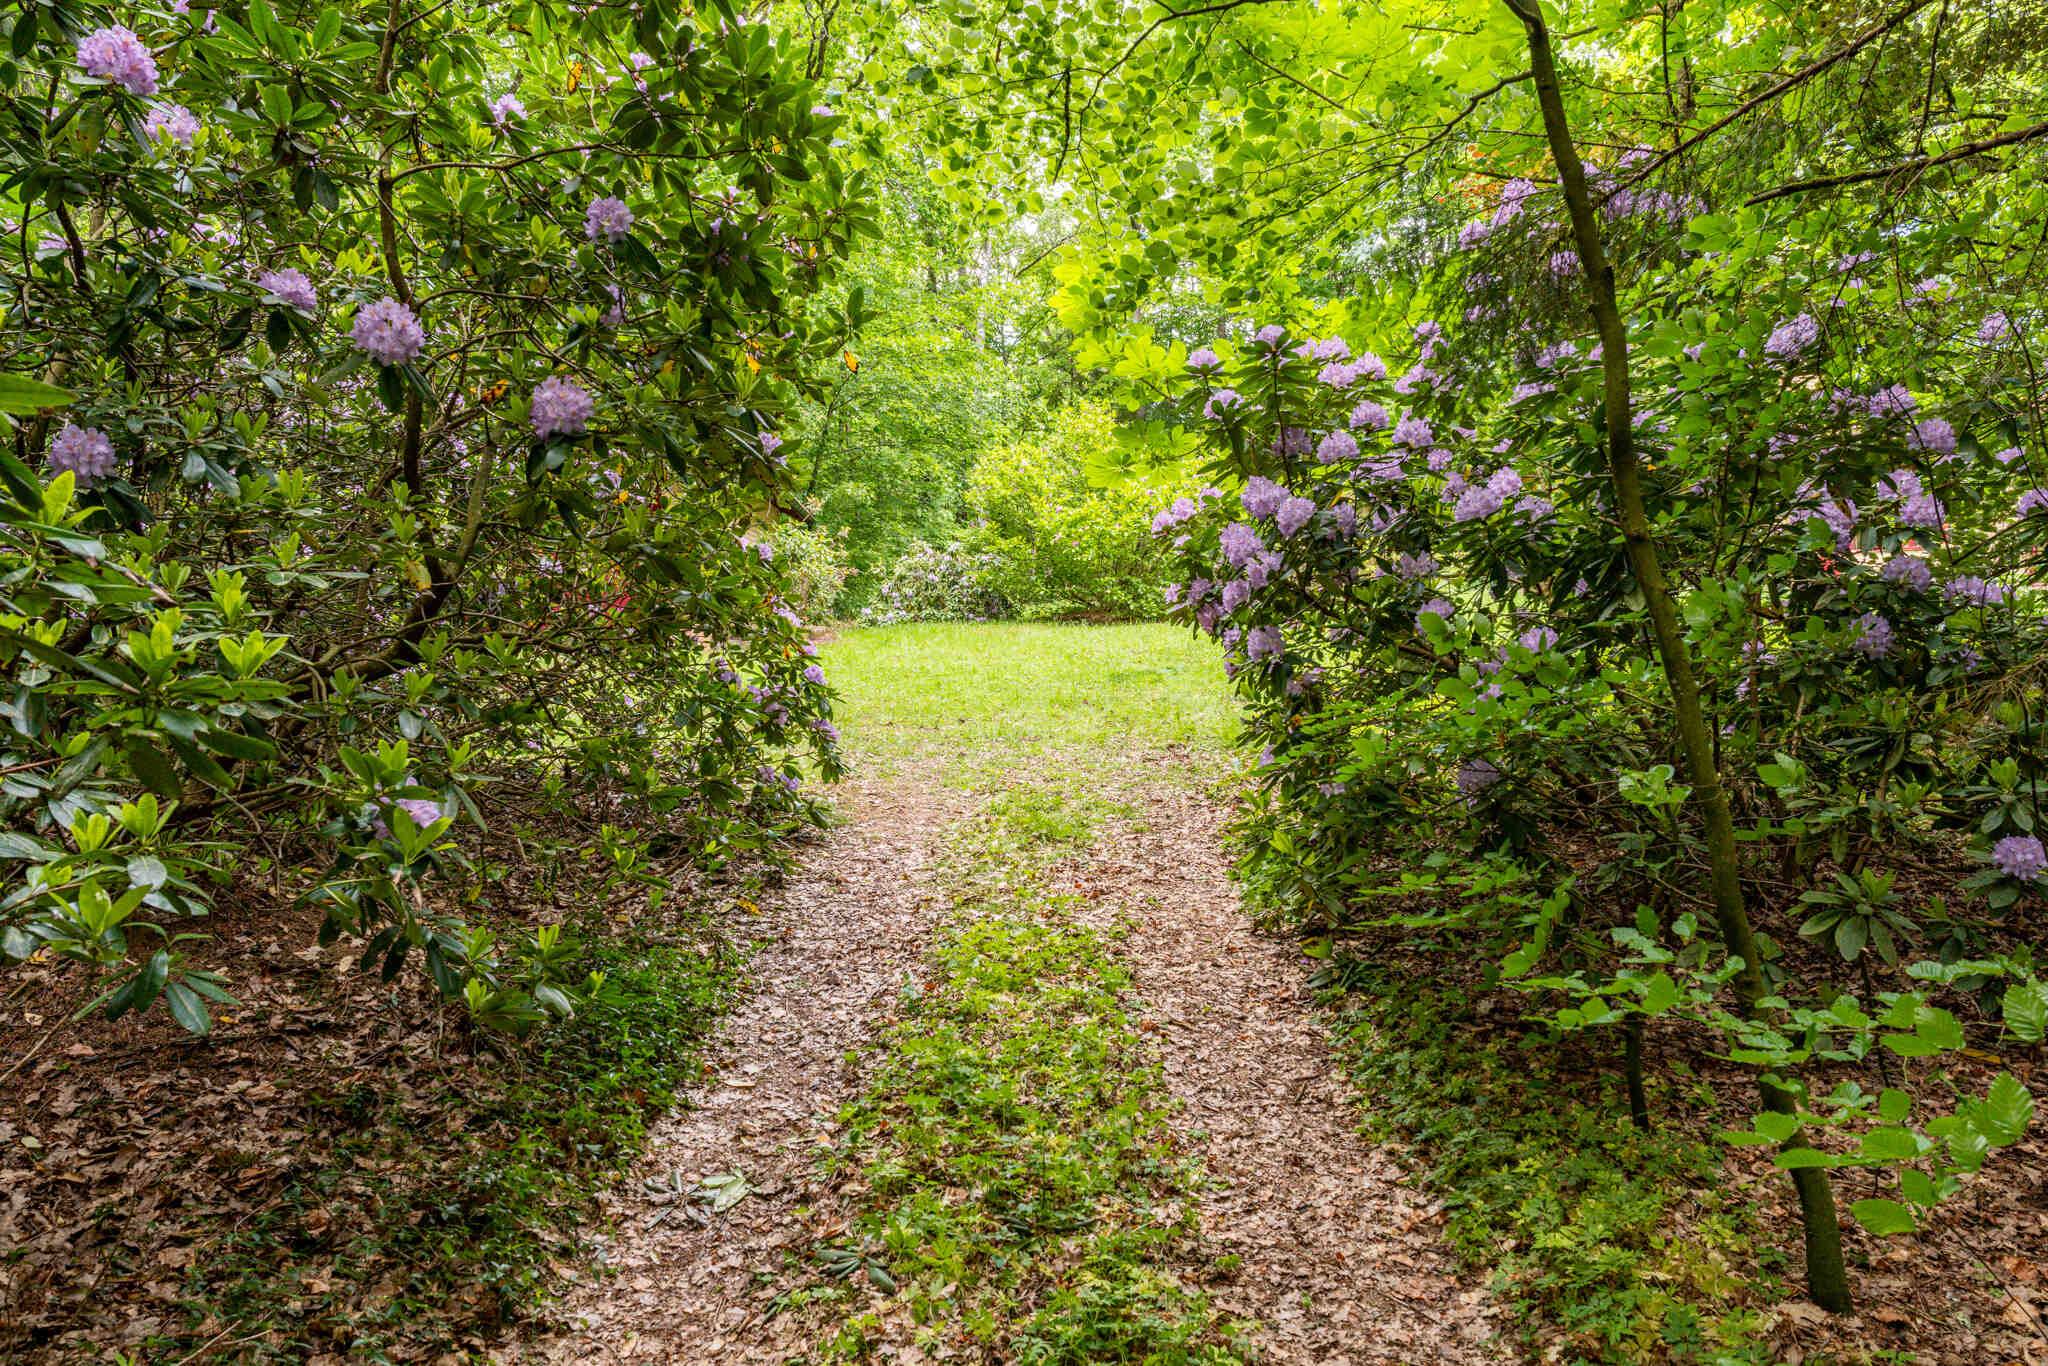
[1354,351,1388,381]
[1391,414,1434,449]
[803,664,826,685]
[1942,576,2006,607]
[585,195,634,242]
[1245,550,1281,589]
[1241,476,1288,519]
[1992,835,2047,880]
[1496,178,1537,222]
[1993,446,2023,465]
[1978,311,2014,343]
[1327,503,1357,538]
[1187,347,1222,371]
[1850,612,1893,659]
[143,102,201,146]
[375,797,447,837]
[48,424,118,487]
[1764,314,1820,360]
[351,296,425,365]
[1392,552,1441,581]
[1876,467,1923,502]
[2018,488,2048,518]
[1150,496,1198,535]
[1204,388,1244,420]
[77,27,158,95]
[530,376,595,436]
[1252,324,1286,347]
[1220,579,1251,612]
[1866,384,1915,417]
[1515,495,1555,524]
[1219,522,1265,567]
[1880,555,1932,591]
[1246,625,1283,661]
[1486,467,1523,499]
[1519,626,1558,652]
[1276,496,1317,537]
[1907,418,1956,455]
[1349,400,1389,432]
[1273,427,1313,458]
[1898,492,1945,530]
[1316,431,1357,464]
[1393,364,1437,395]
[1417,597,1454,631]
[1453,485,1504,523]
[1360,455,1405,482]
[1318,361,1363,387]
[491,92,527,124]
[258,267,317,311]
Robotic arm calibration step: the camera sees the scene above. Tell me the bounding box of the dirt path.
[506,762,1499,1365]
[505,774,968,1364]
[1089,775,1499,1365]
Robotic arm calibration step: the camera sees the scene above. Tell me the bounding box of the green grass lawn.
[820,622,1235,774]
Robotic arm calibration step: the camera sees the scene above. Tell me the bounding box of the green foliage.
[964,403,1182,620]
[793,171,1081,612]
[1326,956,1774,1365]
[2,0,854,1034]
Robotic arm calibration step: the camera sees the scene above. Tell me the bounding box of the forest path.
[506,624,1499,1365]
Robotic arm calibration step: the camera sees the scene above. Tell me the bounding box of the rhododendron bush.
[1150,98,2044,1305]
[0,0,873,1033]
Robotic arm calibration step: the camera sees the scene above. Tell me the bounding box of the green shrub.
[771,520,857,621]
[965,403,1180,620]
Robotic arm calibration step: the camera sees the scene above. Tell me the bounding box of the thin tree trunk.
[1624,1015,1651,1132]
[1503,0,1852,1313]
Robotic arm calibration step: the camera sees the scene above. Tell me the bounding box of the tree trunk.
[1503,0,1852,1313]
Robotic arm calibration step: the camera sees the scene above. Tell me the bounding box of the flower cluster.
[530,376,596,437]
[258,267,318,312]
[143,102,201,146]
[585,195,634,243]
[48,424,119,488]
[77,26,158,96]
[350,296,426,366]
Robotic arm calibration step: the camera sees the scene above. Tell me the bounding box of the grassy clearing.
[820,622,1234,775]
[1323,955,1786,1366]
[792,786,1252,1364]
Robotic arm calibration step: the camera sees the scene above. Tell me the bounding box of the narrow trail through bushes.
[509,747,1498,1363]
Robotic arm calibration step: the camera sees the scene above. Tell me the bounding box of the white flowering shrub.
[859,543,1011,625]
[0,0,874,1034]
